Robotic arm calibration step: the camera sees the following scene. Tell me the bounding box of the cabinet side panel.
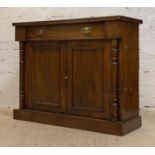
[118,22,139,121]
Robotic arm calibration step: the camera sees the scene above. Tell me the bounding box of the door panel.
[72,48,104,110]
[34,48,59,105]
[67,40,111,119]
[25,42,66,112]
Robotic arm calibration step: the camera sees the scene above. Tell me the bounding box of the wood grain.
[14,16,142,135]
[12,15,142,26]
[13,109,142,136]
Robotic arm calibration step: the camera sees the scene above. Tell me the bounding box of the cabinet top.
[12,15,142,26]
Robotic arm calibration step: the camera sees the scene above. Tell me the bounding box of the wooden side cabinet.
[12,16,143,135]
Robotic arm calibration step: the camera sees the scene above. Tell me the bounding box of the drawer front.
[27,23,105,40]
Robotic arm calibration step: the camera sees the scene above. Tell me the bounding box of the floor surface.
[0,106,155,146]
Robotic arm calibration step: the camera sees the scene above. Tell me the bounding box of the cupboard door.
[25,42,66,112]
[67,40,111,119]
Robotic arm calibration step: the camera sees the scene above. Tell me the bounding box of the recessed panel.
[67,40,111,119]
[72,48,104,110]
[34,48,60,106]
[25,42,65,113]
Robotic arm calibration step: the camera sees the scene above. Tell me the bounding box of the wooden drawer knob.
[64,76,68,80]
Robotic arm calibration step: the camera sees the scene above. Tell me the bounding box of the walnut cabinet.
[13,16,142,135]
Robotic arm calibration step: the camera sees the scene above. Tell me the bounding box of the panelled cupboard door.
[67,40,111,119]
[24,41,66,113]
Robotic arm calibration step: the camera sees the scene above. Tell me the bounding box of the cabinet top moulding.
[12,15,143,26]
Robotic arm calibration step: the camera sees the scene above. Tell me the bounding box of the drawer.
[26,23,105,40]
